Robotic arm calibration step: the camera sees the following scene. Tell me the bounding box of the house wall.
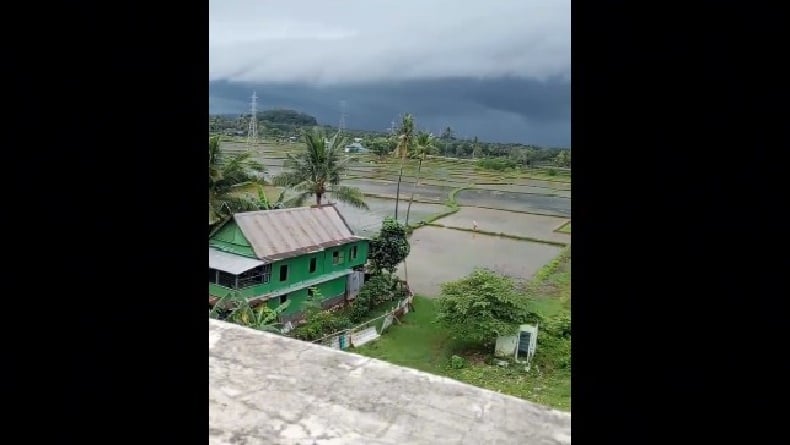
[210,223,256,257]
[264,275,348,315]
[209,232,370,315]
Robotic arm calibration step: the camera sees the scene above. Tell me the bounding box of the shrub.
[292,288,351,341]
[435,269,534,346]
[448,355,465,369]
[476,158,518,171]
[348,272,398,323]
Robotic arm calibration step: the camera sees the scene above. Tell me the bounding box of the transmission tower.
[339,100,347,132]
[248,91,258,144]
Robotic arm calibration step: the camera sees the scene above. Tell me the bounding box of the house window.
[279,294,287,304]
[350,246,358,260]
[309,257,317,273]
[332,250,344,265]
[237,264,272,288]
[217,271,236,288]
[279,264,288,281]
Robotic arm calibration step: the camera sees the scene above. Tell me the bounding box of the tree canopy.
[208,136,270,226]
[435,269,533,345]
[368,217,410,274]
[273,130,368,209]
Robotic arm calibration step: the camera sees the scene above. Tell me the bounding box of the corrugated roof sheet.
[209,248,264,274]
[233,205,363,261]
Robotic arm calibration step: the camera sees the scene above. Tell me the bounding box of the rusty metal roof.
[233,205,364,262]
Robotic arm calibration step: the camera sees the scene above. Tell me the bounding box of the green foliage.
[529,308,572,371]
[348,273,388,322]
[356,250,572,410]
[368,137,395,161]
[368,218,410,274]
[259,109,318,127]
[209,292,289,331]
[273,130,368,209]
[208,136,270,226]
[292,289,352,341]
[547,168,558,176]
[448,355,465,369]
[554,150,571,168]
[476,158,518,171]
[435,269,533,346]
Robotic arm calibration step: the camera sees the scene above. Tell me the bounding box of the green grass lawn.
[556,221,571,233]
[353,249,571,410]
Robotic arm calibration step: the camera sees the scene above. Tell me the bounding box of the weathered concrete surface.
[209,320,571,445]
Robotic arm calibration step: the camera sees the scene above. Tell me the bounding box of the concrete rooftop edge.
[209,319,571,445]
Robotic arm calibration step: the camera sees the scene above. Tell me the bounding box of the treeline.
[209,109,317,137]
[207,114,570,167]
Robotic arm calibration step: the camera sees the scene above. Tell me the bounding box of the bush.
[292,309,351,341]
[448,355,465,369]
[348,272,398,323]
[292,289,351,340]
[435,269,534,346]
[477,158,518,171]
[369,218,410,274]
[547,168,558,176]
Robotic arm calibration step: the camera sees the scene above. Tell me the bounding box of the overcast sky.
[209,0,571,146]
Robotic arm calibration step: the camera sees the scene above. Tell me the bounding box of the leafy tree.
[368,137,394,161]
[555,150,571,168]
[273,130,369,209]
[440,126,455,141]
[209,136,271,227]
[435,269,533,346]
[259,109,318,126]
[368,217,410,274]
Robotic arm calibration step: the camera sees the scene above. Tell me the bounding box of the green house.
[209,205,369,321]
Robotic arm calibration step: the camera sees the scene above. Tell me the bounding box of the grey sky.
[209,0,570,85]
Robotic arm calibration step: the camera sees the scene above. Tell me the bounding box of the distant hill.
[259,109,317,127]
[208,77,571,147]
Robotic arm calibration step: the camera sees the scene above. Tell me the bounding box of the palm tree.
[209,136,272,227]
[404,131,435,227]
[393,114,415,220]
[273,130,368,209]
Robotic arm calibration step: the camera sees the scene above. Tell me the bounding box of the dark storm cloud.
[210,0,569,84]
[209,77,571,146]
[209,0,570,146]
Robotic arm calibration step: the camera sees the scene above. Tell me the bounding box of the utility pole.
[247,91,258,145]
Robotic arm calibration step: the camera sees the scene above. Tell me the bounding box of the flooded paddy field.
[435,207,571,244]
[344,179,454,202]
[457,189,571,217]
[331,197,447,237]
[399,226,563,297]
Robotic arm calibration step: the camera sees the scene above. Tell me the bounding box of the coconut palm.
[404,131,435,227]
[273,130,368,209]
[209,136,272,227]
[393,114,415,220]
